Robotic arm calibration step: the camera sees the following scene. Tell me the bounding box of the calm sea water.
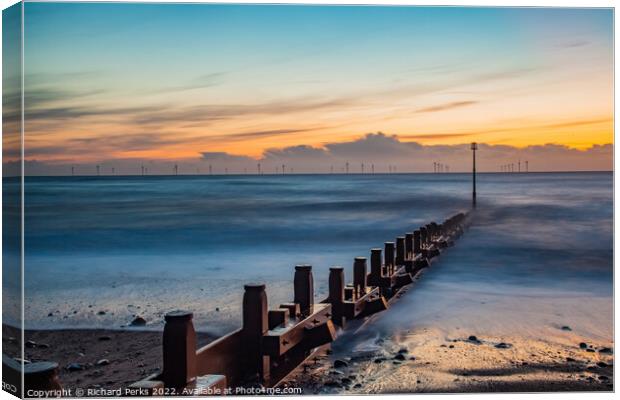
[3,172,612,337]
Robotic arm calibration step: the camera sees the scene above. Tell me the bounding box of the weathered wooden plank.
[195,329,247,386]
[261,303,332,357]
[342,286,381,319]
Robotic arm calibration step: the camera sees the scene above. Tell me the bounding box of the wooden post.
[420,227,427,248]
[413,230,421,255]
[268,309,289,329]
[279,303,301,319]
[395,237,405,265]
[426,224,434,241]
[24,362,62,392]
[294,264,314,317]
[384,242,395,275]
[344,287,354,301]
[405,233,413,260]
[162,311,197,389]
[242,284,269,381]
[353,257,367,299]
[328,266,345,326]
[369,248,382,285]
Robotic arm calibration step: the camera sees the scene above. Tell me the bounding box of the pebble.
[398,348,408,354]
[373,358,384,364]
[65,363,84,372]
[566,357,576,362]
[596,362,608,368]
[561,326,572,331]
[598,375,609,381]
[468,335,478,341]
[130,316,147,326]
[97,311,106,315]
[98,336,112,341]
[25,340,37,348]
[598,347,613,354]
[393,353,406,361]
[495,342,511,349]
[579,342,588,349]
[47,313,53,317]
[333,359,348,369]
[341,378,351,385]
[37,343,50,349]
[96,359,110,366]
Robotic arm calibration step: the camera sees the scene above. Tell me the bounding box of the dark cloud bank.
[6,133,612,176]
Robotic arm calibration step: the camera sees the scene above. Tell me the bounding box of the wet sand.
[288,326,614,393]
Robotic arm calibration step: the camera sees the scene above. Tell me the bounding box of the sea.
[2,172,613,341]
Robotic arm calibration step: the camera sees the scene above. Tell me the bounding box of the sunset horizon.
[2,4,613,175]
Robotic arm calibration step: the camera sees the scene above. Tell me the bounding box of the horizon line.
[4,170,613,178]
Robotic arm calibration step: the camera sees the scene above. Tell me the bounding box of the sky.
[3,4,614,174]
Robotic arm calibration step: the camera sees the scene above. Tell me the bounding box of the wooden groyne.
[5,212,470,396]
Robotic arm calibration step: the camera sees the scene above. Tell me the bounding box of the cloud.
[150,72,226,94]
[472,67,540,83]
[19,61,542,132]
[25,104,163,122]
[397,117,612,142]
[325,132,421,159]
[414,100,478,113]
[68,132,190,151]
[25,87,105,109]
[538,118,610,129]
[398,133,475,140]
[263,145,331,161]
[131,97,360,126]
[17,60,547,143]
[557,40,589,48]
[204,127,326,143]
[200,152,254,163]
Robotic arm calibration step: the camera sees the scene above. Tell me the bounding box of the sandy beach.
[4,292,613,394]
[2,325,215,390]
